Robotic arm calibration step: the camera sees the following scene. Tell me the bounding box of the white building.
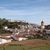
[0,38,12,44]
[40,21,45,32]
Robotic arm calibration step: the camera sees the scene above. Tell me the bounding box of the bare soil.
[8,39,50,47]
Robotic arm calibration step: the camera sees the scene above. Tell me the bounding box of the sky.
[0,0,50,25]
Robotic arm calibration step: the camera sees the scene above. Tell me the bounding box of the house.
[0,34,11,39]
[11,34,28,41]
[4,26,8,30]
[0,38,12,44]
[18,37,27,41]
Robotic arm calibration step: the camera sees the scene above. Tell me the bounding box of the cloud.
[0,0,50,24]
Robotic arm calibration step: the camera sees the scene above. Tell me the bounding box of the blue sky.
[0,0,50,25]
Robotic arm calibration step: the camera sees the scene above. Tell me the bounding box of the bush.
[0,29,12,34]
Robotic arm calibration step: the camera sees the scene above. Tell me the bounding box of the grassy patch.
[0,45,50,50]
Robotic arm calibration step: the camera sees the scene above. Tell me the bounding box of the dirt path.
[8,39,50,47]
